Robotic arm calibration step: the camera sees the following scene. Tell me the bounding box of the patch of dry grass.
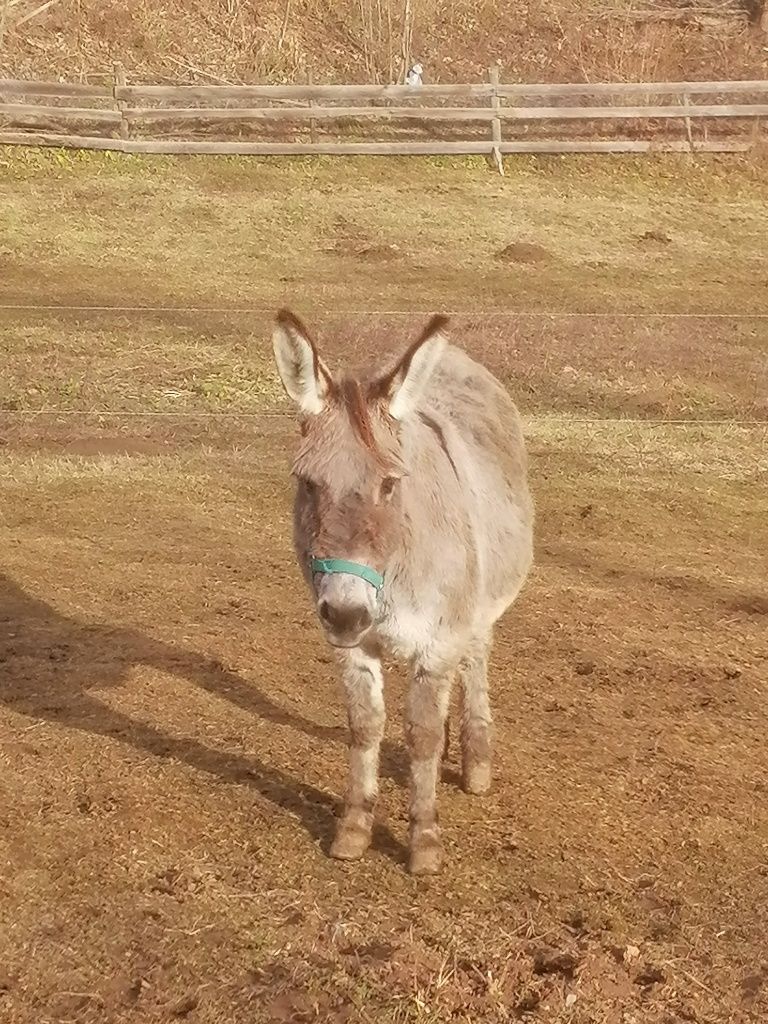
[1,149,767,315]
[1,145,767,1024]
[1,310,766,420]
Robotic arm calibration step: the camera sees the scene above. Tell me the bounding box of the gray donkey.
[273,310,534,874]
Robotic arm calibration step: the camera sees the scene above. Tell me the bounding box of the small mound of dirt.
[494,242,552,264]
[729,593,768,616]
[353,243,401,262]
[637,229,672,247]
[323,241,401,262]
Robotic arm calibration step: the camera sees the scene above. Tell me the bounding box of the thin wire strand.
[1,305,768,318]
[0,409,764,425]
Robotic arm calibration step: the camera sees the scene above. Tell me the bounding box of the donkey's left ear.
[272,309,332,415]
[376,315,448,421]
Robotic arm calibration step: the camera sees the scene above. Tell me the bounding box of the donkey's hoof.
[462,763,491,795]
[330,825,370,861]
[409,837,443,876]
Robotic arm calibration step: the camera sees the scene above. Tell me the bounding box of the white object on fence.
[406,63,423,87]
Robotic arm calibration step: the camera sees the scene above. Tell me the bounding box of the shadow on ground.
[0,571,406,861]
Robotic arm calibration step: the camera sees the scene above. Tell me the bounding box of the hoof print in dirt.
[532,947,579,978]
[574,660,596,676]
[636,229,672,246]
[633,963,666,987]
[563,908,588,933]
[167,991,199,1017]
[514,988,542,1015]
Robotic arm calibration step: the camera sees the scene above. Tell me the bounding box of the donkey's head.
[273,309,447,648]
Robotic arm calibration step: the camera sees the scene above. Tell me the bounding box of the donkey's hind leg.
[458,633,493,795]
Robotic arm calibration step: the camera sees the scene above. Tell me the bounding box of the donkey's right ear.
[272,309,332,415]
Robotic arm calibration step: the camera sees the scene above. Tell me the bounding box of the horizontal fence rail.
[0,73,766,163]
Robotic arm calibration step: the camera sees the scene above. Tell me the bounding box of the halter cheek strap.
[310,557,385,594]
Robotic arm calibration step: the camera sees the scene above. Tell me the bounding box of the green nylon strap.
[310,557,385,593]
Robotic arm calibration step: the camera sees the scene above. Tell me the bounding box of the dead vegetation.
[1,0,767,86]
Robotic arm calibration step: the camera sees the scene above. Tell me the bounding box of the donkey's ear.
[377,315,448,421]
[272,309,332,415]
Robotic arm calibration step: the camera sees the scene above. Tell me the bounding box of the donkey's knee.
[405,720,444,761]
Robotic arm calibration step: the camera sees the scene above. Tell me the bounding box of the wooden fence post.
[113,63,129,143]
[681,91,694,153]
[307,69,317,145]
[750,114,762,151]
[488,65,504,175]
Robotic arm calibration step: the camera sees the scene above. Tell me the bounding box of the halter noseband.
[310,557,384,594]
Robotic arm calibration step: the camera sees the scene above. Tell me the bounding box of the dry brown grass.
[1,149,767,320]
[2,310,767,420]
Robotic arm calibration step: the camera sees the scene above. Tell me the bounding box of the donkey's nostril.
[318,601,372,637]
[349,606,373,633]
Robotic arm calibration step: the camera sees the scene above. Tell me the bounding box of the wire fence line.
[2,304,768,318]
[3,308,764,429]
[0,409,764,426]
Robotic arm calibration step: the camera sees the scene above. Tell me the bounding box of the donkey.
[272,310,534,874]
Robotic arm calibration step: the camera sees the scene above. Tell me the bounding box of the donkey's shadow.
[0,572,405,860]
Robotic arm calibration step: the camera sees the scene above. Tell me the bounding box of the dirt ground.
[0,152,767,1023]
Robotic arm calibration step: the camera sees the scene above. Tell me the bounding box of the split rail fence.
[0,70,766,167]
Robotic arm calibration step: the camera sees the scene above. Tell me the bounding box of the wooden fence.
[0,71,766,168]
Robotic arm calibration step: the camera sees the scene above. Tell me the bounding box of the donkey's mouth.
[325,630,371,650]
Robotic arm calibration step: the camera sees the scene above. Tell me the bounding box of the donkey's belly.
[473,505,533,629]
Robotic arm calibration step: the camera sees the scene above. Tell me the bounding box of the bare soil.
[0,153,767,1023]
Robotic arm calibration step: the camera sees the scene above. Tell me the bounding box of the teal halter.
[310,557,384,594]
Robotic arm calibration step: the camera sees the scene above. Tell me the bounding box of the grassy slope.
[4,0,767,84]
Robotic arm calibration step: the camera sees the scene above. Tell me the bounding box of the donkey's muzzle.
[318,599,373,646]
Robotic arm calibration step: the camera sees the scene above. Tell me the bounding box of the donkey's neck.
[385,410,480,619]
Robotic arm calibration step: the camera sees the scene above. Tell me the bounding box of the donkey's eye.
[380,476,397,500]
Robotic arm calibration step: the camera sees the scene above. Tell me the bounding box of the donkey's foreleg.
[405,667,452,875]
[458,634,493,795]
[330,647,385,861]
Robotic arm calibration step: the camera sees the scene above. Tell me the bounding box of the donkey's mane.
[337,376,399,472]
[339,377,383,460]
